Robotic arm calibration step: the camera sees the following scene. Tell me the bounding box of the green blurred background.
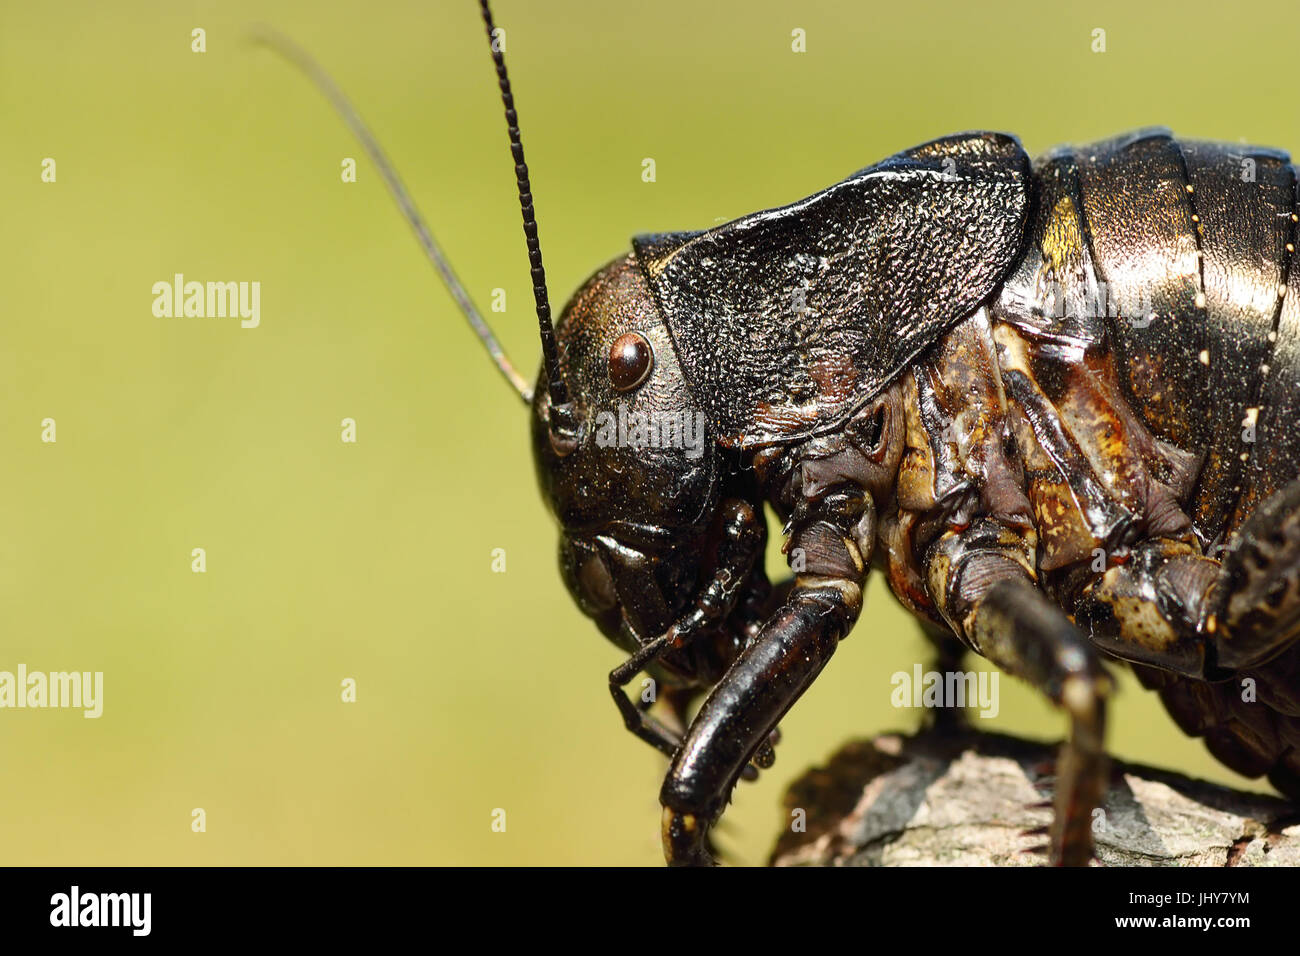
[3,0,1296,866]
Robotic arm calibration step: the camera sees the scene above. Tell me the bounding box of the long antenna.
[478,0,570,412]
[250,24,534,404]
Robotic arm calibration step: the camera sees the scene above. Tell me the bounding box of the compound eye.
[608,332,653,391]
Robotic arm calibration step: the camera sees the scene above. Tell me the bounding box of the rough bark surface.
[770,730,1300,866]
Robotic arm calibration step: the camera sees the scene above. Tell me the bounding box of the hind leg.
[1209,477,1300,669]
[1070,479,1300,798]
[1068,478,1300,675]
[1204,477,1300,796]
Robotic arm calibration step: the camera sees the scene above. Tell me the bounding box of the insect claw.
[1024,800,1054,810]
[1020,843,1051,857]
[1019,825,1051,838]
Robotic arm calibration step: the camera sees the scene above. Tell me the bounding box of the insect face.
[531,254,724,663]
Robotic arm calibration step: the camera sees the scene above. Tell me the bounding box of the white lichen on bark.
[771,730,1300,866]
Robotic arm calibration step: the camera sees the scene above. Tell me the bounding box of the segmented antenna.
[478,0,570,412]
[250,24,534,404]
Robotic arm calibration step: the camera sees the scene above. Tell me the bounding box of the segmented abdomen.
[993,128,1300,796]
[996,127,1300,552]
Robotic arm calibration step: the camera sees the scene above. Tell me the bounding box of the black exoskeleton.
[267,1,1300,866]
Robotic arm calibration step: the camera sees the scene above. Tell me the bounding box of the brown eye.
[609,332,653,391]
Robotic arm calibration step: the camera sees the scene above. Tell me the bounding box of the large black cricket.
[264,2,1300,865]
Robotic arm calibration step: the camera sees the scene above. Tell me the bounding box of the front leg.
[661,485,873,865]
[608,498,765,759]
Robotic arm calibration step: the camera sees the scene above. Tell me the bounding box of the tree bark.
[770,729,1300,866]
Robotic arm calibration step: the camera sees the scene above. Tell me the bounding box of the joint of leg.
[720,498,762,547]
[792,575,863,618]
[1061,671,1110,719]
[661,806,713,867]
[660,775,725,823]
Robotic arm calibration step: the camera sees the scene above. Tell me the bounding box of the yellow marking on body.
[844,538,865,573]
[1040,195,1083,274]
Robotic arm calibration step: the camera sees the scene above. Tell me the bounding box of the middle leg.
[927,517,1112,866]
